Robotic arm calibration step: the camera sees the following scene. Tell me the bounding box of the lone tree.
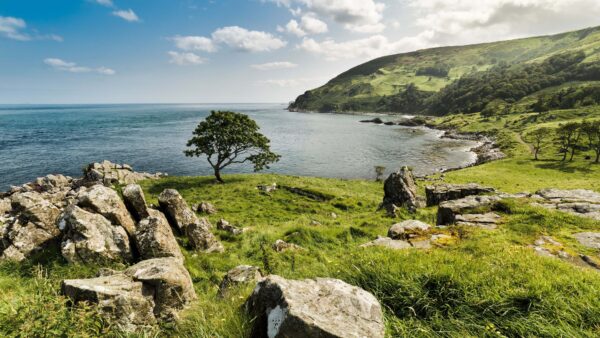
[583,120,600,163]
[555,122,582,161]
[526,127,550,160]
[184,111,281,183]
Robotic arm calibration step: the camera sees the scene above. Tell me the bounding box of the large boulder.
[135,209,183,262]
[246,275,385,338]
[0,198,11,215]
[388,220,431,240]
[77,185,136,236]
[380,166,423,212]
[186,218,224,253]
[218,265,262,296]
[196,202,217,215]
[60,205,133,264]
[158,189,197,233]
[124,258,196,320]
[425,183,495,207]
[61,274,156,332]
[437,195,502,226]
[122,184,150,222]
[83,160,165,187]
[11,192,62,229]
[33,174,72,193]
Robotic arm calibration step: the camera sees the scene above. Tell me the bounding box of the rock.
[536,189,600,203]
[83,160,165,186]
[77,185,136,236]
[454,213,501,229]
[380,166,423,212]
[309,220,322,226]
[330,212,337,219]
[425,183,495,207]
[246,275,384,338]
[218,265,262,296]
[359,117,384,124]
[257,183,278,193]
[471,141,506,164]
[186,218,224,253]
[437,195,502,226]
[216,219,244,236]
[272,239,303,252]
[62,274,156,332]
[124,258,196,320]
[383,121,395,126]
[60,205,133,264]
[158,189,197,233]
[33,174,72,192]
[122,184,150,222]
[11,192,61,230]
[531,236,570,259]
[135,209,183,262]
[360,237,413,250]
[197,202,217,215]
[574,232,600,249]
[388,220,431,240]
[0,198,11,215]
[533,189,600,220]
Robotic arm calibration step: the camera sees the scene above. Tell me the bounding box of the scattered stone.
[574,232,600,249]
[186,218,224,253]
[471,140,506,164]
[257,183,277,193]
[123,258,197,320]
[216,219,244,236]
[437,195,502,226]
[218,265,262,296]
[245,275,384,338]
[122,184,150,222]
[455,213,502,229]
[360,236,413,250]
[158,189,197,233]
[83,160,165,187]
[530,236,570,259]
[60,205,133,264]
[329,212,337,219]
[77,184,136,236]
[388,220,431,240]
[62,274,156,332]
[272,239,303,252]
[310,220,322,226]
[425,183,495,207]
[197,202,217,215]
[135,209,183,262]
[534,189,600,220]
[380,166,424,213]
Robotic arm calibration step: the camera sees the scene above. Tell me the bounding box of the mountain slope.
[289,25,600,114]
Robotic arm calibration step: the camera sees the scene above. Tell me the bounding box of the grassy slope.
[292,25,600,112]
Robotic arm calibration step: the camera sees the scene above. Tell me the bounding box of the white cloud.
[281,20,306,37]
[168,51,206,65]
[212,26,287,52]
[171,35,217,52]
[279,13,328,37]
[251,61,298,70]
[0,16,30,41]
[257,78,315,87]
[112,9,140,22]
[44,58,116,75]
[94,0,114,7]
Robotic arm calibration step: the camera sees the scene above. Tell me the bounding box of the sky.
[1,0,600,104]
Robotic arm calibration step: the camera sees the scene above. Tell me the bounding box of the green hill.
[289,25,600,114]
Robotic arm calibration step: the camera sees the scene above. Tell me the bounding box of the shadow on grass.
[145,175,248,195]
[533,159,595,174]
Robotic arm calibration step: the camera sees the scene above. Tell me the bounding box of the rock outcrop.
[186,218,224,253]
[135,209,183,262]
[388,220,431,240]
[533,189,600,220]
[454,212,502,229]
[246,275,385,338]
[574,232,600,249]
[122,184,150,222]
[380,166,423,213]
[158,189,197,233]
[77,185,136,236]
[83,160,165,187]
[60,205,133,264]
[425,183,495,207]
[62,257,194,331]
[437,195,502,226]
[218,265,262,296]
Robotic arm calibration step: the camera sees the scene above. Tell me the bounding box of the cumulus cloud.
[279,13,328,37]
[212,26,287,52]
[94,0,114,7]
[112,9,140,22]
[270,0,385,33]
[251,61,298,70]
[171,35,217,52]
[44,58,116,75]
[168,51,206,65]
[0,16,62,42]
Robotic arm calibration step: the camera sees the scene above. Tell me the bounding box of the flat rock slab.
[425,183,495,207]
[533,189,600,220]
[455,213,501,229]
[360,236,432,250]
[574,232,600,250]
[219,265,262,296]
[437,195,502,226]
[246,275,385,338]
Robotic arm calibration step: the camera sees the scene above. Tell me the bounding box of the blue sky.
[1,0,600,104]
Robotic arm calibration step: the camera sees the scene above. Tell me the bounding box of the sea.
[0,103,477,190]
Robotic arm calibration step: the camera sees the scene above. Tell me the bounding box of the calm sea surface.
[0,103,477,190]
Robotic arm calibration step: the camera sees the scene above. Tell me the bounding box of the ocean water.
[0,103,477,190]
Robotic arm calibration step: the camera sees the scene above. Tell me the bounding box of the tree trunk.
[570,147,576,161]
[596,150,600,163]
[534,148,539,160]
[214,168,224,183]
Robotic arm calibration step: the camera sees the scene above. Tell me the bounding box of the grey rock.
[186,218,224,253]
[197,202,217,215]
[574,232,600,249]
[0,198,11,215]
[216,219,244,236]
[246,275,385,338]
[11,192,62,230]
[380,166,423,212]
[272,239,303,252]
[425,183,495,207]
[158,189,197,233]
[135,209,184,262]
[122,184,150,222]
[257,183,278,193]
[60,205,133,264]
[388,220,431,240]
[83,160,165,187]
[455,213,501,229]
[437,195,502,226]
[77,184,136,236]
[533,189,600,220]
[218,265,262,296]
